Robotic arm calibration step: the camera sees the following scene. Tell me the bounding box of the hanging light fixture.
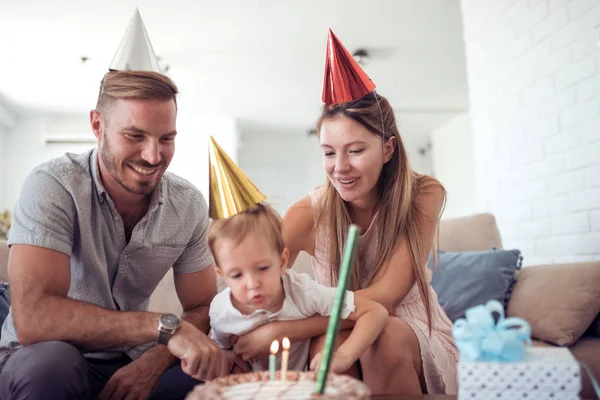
[351,48,370,66]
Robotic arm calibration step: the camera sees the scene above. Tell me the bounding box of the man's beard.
[99,134,159,196]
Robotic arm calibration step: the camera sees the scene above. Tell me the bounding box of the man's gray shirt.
[0,148,214,360]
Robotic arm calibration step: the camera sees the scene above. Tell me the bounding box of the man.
[0,65,228,400]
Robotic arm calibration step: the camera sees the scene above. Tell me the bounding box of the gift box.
[453,300,581,399]
[458,347,581,399]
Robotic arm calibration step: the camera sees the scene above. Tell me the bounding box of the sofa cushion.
[0,283,10,328]
[0,241,9,282]
[439,213,503,252]
[507,262,600,346]
[430,249,522,322]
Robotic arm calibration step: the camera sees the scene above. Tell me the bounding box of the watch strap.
[158,329,172,345]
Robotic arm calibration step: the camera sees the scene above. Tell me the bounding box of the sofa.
[434,214,600,400]
[0,213,598,398]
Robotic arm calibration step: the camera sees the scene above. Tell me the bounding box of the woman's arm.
[356,181,445,313]
[332,294,388,367]
[282,196,315,267]
[281,182,443,324]
[232,316,354,361]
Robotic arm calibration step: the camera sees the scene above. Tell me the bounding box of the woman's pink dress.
[309,189,458,394]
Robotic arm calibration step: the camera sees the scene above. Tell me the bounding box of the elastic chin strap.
[372,91,386,151]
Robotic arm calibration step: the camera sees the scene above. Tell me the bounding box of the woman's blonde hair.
[315,92,445,331]
[95,70,178,114]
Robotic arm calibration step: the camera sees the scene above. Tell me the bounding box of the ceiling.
[0,0,469,133]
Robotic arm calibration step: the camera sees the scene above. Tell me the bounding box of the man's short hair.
[95,70,178,114]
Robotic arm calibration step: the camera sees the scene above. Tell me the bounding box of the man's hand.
[220,350,251,376]
[167,320,224,380]
[97,356,162,400]
[232,322,280,362]
[309,351,354,374]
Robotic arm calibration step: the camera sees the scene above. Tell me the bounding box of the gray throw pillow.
[430,249,522,322]
[0,283,10,331]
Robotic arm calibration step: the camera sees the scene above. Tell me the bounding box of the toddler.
[208,202,388,374]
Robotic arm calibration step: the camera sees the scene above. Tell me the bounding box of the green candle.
[315,224,360,394]
[269,340,279,381]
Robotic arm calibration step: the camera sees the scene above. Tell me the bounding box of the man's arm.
[177,265,217,334]
[10,244,161,349]
[132,265,218,370]
[8,168,159,349]
[144,188,224,379]
[282,196,315,268]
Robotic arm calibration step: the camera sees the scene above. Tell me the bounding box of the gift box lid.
[459,347,578,366]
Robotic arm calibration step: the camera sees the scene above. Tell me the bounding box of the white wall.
[0,127,6,211]
[238,130,324,216]
[460,0,600,265]
[431,113,476,219]
[395,110,464,176]
[0,96,18,212]
[167,110,239,200]
[403,134,434,176]
[3,114,93,211]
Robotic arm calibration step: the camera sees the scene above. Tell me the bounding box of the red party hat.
[321,29,376,105]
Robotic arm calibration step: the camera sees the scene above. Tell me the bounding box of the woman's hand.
[309,351,354,374]
[232,322,280,362]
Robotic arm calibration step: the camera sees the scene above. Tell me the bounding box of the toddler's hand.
[309,351,354,374]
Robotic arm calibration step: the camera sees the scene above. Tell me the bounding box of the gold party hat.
[109,8,162,72]
[209,136,266,219]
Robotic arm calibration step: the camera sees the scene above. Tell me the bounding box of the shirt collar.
[90,148,107,202]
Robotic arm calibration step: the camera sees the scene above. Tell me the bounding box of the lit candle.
[269,340,279,381]
[281,337,290,382]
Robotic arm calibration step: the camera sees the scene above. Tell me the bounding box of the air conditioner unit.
[41,118,96,144]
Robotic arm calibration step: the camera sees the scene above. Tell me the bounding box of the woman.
[231,30,457,395]
[232,92,458,395]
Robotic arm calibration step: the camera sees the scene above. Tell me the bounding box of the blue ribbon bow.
[452,300,532,362]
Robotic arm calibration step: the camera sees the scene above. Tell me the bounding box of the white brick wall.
[461,0,600,265]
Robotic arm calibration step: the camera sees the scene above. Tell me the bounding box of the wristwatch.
[157,313,181,345]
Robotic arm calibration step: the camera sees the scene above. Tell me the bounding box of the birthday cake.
[185,371,371,399]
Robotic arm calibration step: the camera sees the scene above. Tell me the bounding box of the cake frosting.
[186,371,371,399]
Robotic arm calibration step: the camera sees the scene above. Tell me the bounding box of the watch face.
[160,313,180,330]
